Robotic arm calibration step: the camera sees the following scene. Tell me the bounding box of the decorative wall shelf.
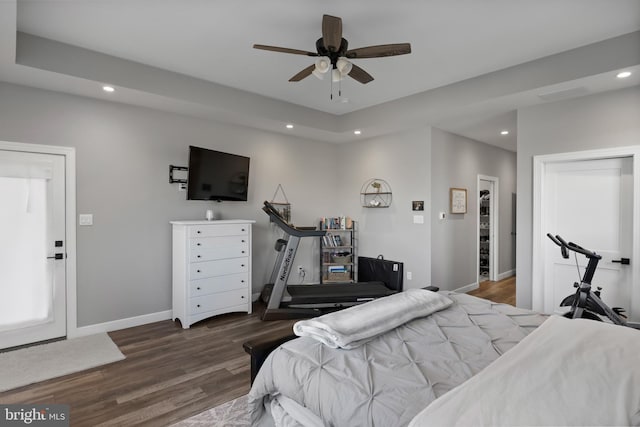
[360,178,392,208]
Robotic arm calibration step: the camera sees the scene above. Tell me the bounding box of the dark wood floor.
[0,279,514,426]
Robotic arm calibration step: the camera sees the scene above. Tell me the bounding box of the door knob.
[46,253,64,260]
[612,258,630,265]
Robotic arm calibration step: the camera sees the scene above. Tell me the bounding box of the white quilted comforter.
[249,292,547,427]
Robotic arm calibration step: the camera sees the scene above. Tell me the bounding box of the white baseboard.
[454,282,479,293]
[497,269,516,280]
[69,310,173,338]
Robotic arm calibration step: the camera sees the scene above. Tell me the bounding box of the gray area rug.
[172,394,249,427]
[0,333,125,392]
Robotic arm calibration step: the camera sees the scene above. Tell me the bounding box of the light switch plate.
[413,215,424,224]
[79,214,93,226]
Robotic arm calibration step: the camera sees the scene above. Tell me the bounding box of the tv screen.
[187,146,250,201]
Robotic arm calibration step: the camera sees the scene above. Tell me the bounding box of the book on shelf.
[322,233,345,247]
[320,216,353,230]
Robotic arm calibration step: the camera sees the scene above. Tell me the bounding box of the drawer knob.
[241,264,245,267]
[241,295,245,299]
[241,251,245,254]
[197,230,201,234]
[197,255,201,258]
[241,280,245,283]
[197,287,201,290]
[242,239,245,242]
[197,304,201,308]
[241,228,245,231]
[197,243,201,246]
[197,269,201,273]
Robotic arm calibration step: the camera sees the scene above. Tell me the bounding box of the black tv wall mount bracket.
[169,165,188,184]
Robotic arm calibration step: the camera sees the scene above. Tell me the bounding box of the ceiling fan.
[253,14,411,84]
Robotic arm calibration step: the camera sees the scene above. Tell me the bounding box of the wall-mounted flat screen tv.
[187,146,250,201]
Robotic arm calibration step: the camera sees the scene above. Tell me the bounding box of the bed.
[248,290,640,426]
[248,291,545,426]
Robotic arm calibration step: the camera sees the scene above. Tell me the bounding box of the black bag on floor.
[358,255,404,292]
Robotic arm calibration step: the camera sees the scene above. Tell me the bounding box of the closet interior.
[479,189,490,280]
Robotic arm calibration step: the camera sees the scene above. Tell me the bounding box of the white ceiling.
[1,0,639,150]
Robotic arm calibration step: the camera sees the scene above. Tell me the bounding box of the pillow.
[409,315,640,426]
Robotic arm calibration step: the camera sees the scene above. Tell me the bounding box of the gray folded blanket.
[293,289,453,349]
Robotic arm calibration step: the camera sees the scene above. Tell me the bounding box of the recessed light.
[286,124,294,129]
[617,71,632,79]
[500,130,509,135]
[102,85,115,93]
[354,130,362,135]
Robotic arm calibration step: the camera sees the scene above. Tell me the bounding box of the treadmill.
[261,201,396,320]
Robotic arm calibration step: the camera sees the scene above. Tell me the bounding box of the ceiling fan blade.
[253,44,318,57]
[346,43,412,59]
[289,64,315,82]
[348,64,374,84]
[322,15,342,52]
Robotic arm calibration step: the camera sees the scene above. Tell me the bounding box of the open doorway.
[477,175,499,284]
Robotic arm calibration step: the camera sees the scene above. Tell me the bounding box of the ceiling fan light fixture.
[332,68,344,82]
[254,15,411,85]
[314,57,331,73]
[336,57,352,75]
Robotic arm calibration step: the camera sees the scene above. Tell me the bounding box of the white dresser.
[171,219,254,328]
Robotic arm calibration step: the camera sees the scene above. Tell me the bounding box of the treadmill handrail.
[263,201,326,238]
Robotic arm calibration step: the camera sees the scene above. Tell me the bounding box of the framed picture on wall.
[450,188,467,214]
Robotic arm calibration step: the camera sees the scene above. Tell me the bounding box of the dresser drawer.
[190,288,248,314]
[188,224,249,238]
[190,273,248,296]
[189,258,249,279]
[190,236,249,261]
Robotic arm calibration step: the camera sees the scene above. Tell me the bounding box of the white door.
[543,158,632,317]
[0,150,66,349]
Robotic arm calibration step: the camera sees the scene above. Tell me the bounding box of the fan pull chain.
[329,74,343,100]
[330,77,334,100]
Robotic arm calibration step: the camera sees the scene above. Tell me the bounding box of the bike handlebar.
[547,233,601,259]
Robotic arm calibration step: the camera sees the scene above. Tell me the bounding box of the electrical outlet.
[79,214,93,226]
[407,271,412,280]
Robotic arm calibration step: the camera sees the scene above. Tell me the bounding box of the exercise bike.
[547,233,640,329]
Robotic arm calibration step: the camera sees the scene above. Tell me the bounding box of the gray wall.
[516,86,640,309]
[0,82,341,326]
[430,127,517,290]
[4,75,592,328]
[335,127,432,289]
